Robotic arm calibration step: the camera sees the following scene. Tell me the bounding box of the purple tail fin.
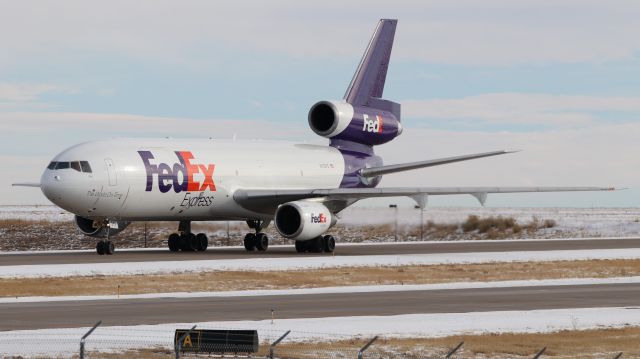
[343,19,400,119]
[307,19,402,162]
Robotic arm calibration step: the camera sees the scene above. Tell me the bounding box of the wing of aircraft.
[234,186,617,214]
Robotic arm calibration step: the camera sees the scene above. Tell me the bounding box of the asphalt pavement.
[2,282,639,330]
[1,237,639,266]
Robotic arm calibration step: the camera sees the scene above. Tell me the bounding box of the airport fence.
[0,325,425,359]
[0,323,631,359]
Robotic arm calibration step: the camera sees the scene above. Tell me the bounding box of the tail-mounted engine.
[274,201,335,241]
[308,19,402,148]
[308,100,402,146]
[75,215,130,238]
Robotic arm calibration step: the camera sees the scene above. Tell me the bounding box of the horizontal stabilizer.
[360,150,519,178]
[12,182,41,188]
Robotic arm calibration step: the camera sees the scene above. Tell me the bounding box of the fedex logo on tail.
[138,151,216,193]
[310,213,327,224]
[362,114,383,133]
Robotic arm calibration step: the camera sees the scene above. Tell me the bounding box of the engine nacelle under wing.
[274,201,335,241]
[75,215,130,238]
[308,100,402,146]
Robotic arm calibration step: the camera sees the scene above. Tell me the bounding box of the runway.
[2,282,640,330]
[2,237,640,266]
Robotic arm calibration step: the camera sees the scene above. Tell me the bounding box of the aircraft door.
[105,158,117,186]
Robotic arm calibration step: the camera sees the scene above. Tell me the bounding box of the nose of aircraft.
[39,158,96,214]
[40,167,66,205]
[40,169,62,204]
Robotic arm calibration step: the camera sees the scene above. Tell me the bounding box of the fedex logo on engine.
[362,114,383,133]
[138,151,216,193]
[310,213,327,224]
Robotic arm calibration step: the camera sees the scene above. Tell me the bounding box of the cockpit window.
[70,161,81,172]
[55,162,70,170]
[49,160,92,172]
[80,161,92,173]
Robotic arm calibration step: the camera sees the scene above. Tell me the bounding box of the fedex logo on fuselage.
[362,114,383,133]
[310,213,327,224]
[138,151,216,193]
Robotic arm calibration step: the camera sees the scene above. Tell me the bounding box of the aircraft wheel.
[244,233,256,251]
[96,241,105,255]
[181,233,197,251]
[196,233,208,251]
[322,235,335,253]
[309,237,324,253]
[255,233,269,251]
[168,233,180,252]
[105,241,115,255]
[295,240,306,253]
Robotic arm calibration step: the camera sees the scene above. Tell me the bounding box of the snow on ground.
[1,307,639,357]
[2,205,639,237]
[340,206,640,237]
[0,205,73,222]
[1,276,639,304]
[2,248,640,278]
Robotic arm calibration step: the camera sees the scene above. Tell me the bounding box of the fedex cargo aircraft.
[14,19,614,255]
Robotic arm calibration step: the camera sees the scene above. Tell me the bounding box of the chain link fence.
[0,324,632,358]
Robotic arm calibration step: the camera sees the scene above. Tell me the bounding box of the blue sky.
[2,1,639,207]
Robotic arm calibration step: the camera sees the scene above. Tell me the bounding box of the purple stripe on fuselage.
[331,139,383,188]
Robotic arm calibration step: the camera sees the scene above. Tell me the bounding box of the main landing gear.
[243,219,270,252]
[167,220,208,252]
[295,235,336,253]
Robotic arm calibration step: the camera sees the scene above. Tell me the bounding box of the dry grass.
[370,327,640,358]
[0,218,54,226]
[2,259,639,298]
[270,328,640,358]
[458,215,557,240]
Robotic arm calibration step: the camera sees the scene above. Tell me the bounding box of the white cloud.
[403,93,640,125]
[2,154,51,205]
[0,112,312,140]
[377,123,640,188]
[0,1,639,67]
[0,83,75,108]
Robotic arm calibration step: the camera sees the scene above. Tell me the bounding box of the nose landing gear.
[96,240,114,255]
[167,220,208,252]
[95,220,115,255]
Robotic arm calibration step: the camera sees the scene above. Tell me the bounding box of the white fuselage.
[41,138,345,221]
